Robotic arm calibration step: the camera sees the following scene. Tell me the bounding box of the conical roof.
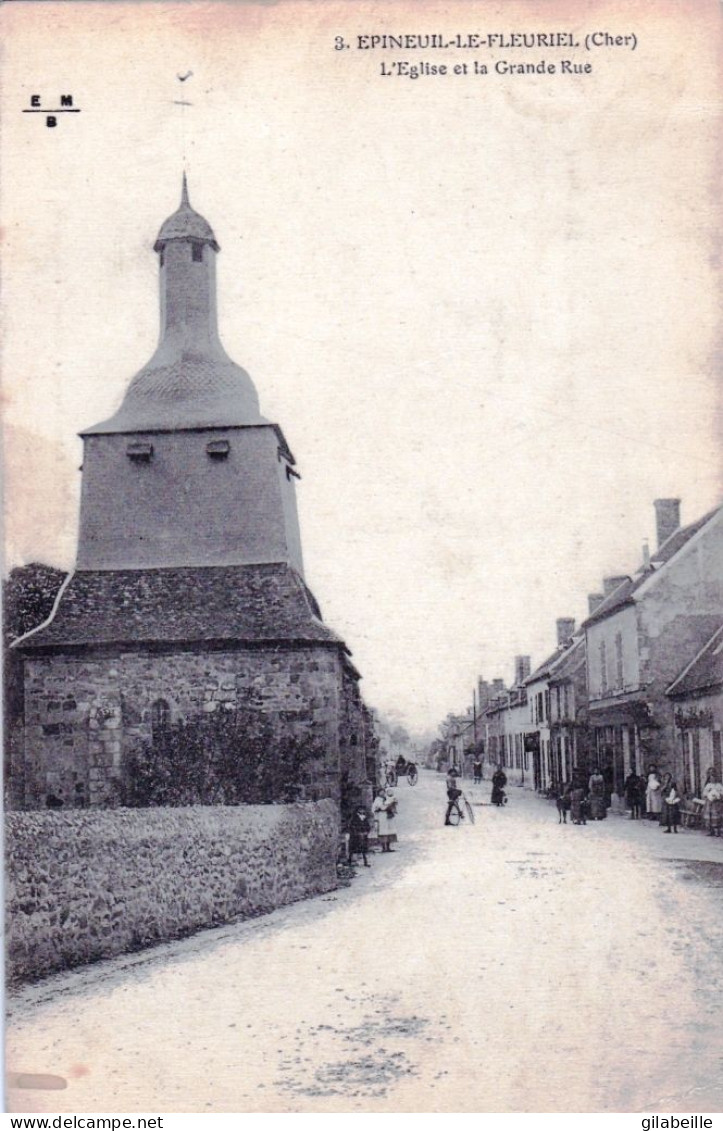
[153,173,219,251]
[83,175,265,434]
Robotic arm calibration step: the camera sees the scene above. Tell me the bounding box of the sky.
[2,0,722,737]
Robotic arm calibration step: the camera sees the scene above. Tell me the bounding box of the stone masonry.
[22,646,351,809]
[6,801,339,984]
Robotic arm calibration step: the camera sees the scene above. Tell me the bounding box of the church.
[15,178,374,811]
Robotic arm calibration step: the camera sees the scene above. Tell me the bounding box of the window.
[600,640,608,694]
[126,441,153,463]
[192,242,203,262]
[151,699,171,744]
[615,632,624,689]
[206,439,230,460]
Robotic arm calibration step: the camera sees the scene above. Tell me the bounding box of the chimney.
[556,618,575,647]
[642,540,651,568]
[603,575,628,596]
[514,655,531,685]
[588,592,604,615]
[477,678,491,710]
[654,498,681,549]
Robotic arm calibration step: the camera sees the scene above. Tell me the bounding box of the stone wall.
[22,645,342,809]
[6,800,338,984]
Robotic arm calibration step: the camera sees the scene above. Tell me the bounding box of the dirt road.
[7,773,723,1113]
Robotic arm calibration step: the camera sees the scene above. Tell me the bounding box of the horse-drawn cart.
[385,759,419,787]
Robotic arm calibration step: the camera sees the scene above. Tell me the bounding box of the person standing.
[473,757,483,785]
[645,767,662,821]
[445,765,463,825]
[491,765,507,807]
[702,769,723,836]
[373,788,397,852]
[624,769,644,819]
[349,804,372,866]
[588,766,606,820]
[570,780,587,825]
[662,780,681,833]
[659,773,673,824]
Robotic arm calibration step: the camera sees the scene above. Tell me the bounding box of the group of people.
[634,765,723,835]
[348,787,399,867]
[556,775,596,824]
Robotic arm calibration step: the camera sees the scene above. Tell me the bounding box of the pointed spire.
[154,176,220,253]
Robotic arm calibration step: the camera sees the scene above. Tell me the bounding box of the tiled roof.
[15,564,344,651]
[82,353,268,436]
[666,624,723,697]
[582,505,722,628]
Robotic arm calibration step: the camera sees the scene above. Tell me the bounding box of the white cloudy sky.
[2,0,721,735]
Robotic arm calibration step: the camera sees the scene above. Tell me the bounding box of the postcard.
[3,0,723,1116]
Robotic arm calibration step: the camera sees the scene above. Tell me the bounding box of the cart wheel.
[407,765,418,786]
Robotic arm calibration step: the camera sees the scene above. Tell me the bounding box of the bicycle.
[445,790,475,826]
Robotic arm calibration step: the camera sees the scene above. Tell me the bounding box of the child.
[662,781,681,834]
[349,805,372,865]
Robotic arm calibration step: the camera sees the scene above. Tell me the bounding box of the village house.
[523,620,577,791]
[666,624,723,797]
[548,635,590,788]
[582,499,723,797]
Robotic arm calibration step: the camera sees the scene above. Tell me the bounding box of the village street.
[7,773,723,1115]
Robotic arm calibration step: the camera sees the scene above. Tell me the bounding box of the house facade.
[667,624,723,797]
[583,500,723,796]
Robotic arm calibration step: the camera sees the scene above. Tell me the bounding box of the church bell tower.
[76,175,304,574]
[16,176,368,811]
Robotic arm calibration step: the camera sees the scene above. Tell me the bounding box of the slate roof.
[153,174,220,252]
[548,637,585,683]
[524,637,581,686]
[524,648,563,685]
[582,505,722,628]
[666,624,723,698]
[15,564,344,652]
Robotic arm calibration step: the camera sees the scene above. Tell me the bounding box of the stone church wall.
[6,800,339,984]
[22,645,342,809]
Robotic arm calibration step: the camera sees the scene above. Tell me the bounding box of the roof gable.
[583,504,722,629]
[666,624,723,697]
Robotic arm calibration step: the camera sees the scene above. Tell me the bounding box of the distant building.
[582,499,723,795]
[523,620,578,791]
[14,178,370,811]
[548,636,589,785]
